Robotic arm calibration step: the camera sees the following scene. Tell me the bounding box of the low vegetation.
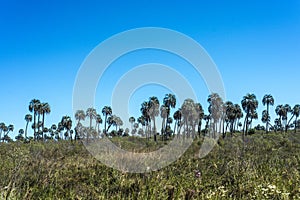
[1,131,300,199]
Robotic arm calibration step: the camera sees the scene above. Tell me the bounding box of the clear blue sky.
[1,0,300,137]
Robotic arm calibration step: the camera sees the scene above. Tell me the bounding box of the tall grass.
[0,132,300,199]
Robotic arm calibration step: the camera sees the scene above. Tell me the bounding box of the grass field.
[1,132,300,199]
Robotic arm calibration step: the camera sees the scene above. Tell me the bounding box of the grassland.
[1,132,300,199]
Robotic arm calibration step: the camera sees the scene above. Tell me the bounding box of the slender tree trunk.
[25,121,29,139]
[37,114,40,132]
[287,114,295,133]
[153,116,156,138]
[33,112,37,140]
[42,113,45,132]
[104,115,107,135]
[198,120,202,138]
[295,116,298,133]
[174,120,177,137]
[266,104,269,134]
[90,116,92,129]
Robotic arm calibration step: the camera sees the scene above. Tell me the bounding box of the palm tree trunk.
[42,113,45,132]
[33,112,37,139]
[104,115,107,135]
[173,120,177,137]
[153,117,156,136]
[266,104,269,134]
[287,114,295,133]
[90,116,92,129]
[295,116,298,133]
[25,121,29,139]
[198,120,202,137]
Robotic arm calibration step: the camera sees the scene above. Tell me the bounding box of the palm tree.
[262,94,274,133]
[75,110,86,125]
[261,110,270,131]
[208,93,223,137]
[3,124,14,142]
[29,99,41,139]
[114,116,123,131]
[173,109,182,135]
[102,106,112,135]
[61,116,72,140]
[16,129,25,141]
[86,108,97,129]
[96,114,103,134]
[234,104,243,132]
[49,124,57,139]
[140,101,151,138]
[283,104,292,132]
[0,122,5,142]
[163,94,176,135]
[241,93,258,137]
[160,105,168,139]
[148,96,160,136]
[137,116,146,131]
[195,103,204,136]
[275,105,284,132]
[287,104,300,133]
[275,104,291,133]
[41,102,51,131]
[181,98,196,138]
[107,115,117,132]
[24,114,32,139]
[224,101,236,137]
[129,116,135,131]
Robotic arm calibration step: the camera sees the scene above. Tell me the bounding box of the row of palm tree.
[0,93,299,143]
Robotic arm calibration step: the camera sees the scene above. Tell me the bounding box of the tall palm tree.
[234,104,243,132]
[140,101,151,138]
[262,94,274,133]
[41,102,51,131]
[275,105,284,132]
[195,103,204,136]
[29,99,41,139]
[261,110,270,131]
[241,93,258,137]
[129,116,135,131]
[173,109,182,135]
[86,108,97,129]
[0,122,5,142]
[208,93,223,136]
[75,110,85,139]
[181,98,196,138]
[75,110,85,124]
[107,115,117,132]
[276,104,291,132]
[287,104,300,133]
[102,106,112,135]
[61,116,72,140]
[224,101,236,137]
[24,114,32,139]
[163,94,176,135]
[137,116,146,131]
[148,96,160,136]
[96,114,103,134]
[114,116,123,131]
[160,105,168,139]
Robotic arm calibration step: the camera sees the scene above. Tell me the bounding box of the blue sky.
[0,0,300,137]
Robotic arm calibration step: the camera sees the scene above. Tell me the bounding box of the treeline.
[0,93,299,143]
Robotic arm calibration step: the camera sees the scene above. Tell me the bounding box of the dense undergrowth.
[1,132,300,199]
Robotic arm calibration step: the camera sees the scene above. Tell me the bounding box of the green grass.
[1,132,300,199]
